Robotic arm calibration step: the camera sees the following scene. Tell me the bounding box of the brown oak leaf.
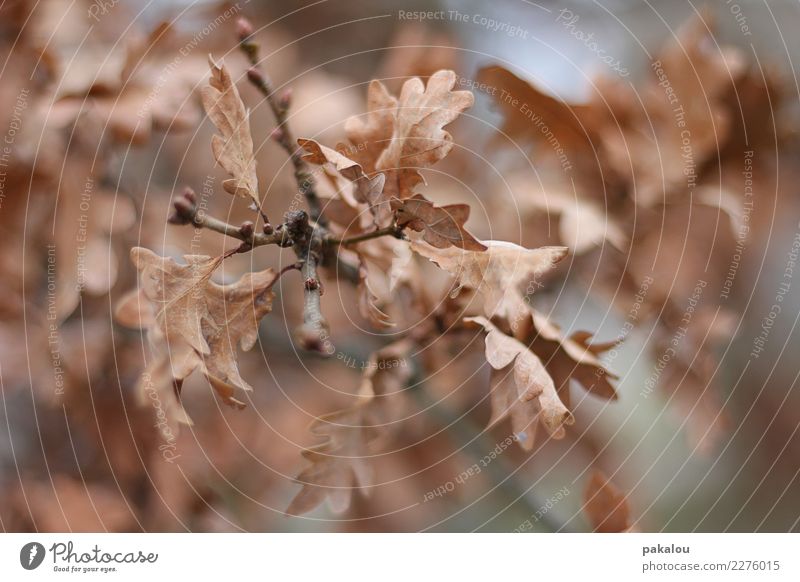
[392,194,486,251]
[505,173,626,254]
[342,79,398,175]
[584,471,636,532]
[477,64,593,153]
[298,138,385,210]
[410,239,567,321]
[466,316,574,443]
[286,340,412,515]
[202,57,260,205]
[377,70,474,200]
[589,12,746,206]
[115,247,277,429]
[51,22,204,145]
[522,309,619,408]
[357,257,394,329]
[337,71,473,223]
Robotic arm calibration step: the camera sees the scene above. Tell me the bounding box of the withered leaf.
[524,309,619,407]
[357,258,394,329]
[592,12,746,206]
[115,247,277,429]
[477,65,593,153]
[377,70,474,200]
[584,471,635,532]
[298,138,385,210]
[337,71,473,224]
[466,316,574,441]
[410,239,567,321]
[202,57,260,205]
[343,79,398,176]
[287,341,412,515]
[52,21,204,145]
[392,194,486,251]
[506,173,626,254]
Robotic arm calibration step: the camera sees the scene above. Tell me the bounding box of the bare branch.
[237,19,327,227]
[328,224,405,247]
[169,188,292,248]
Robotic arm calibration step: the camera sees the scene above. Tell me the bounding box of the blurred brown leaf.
[584,471,635,533]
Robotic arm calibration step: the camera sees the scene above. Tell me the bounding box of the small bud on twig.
[236,17,254,42]
[247,66,265,87]
[270,127,285,143]
[278,88,292,112]
[169,190,196,225]
[182,187,197,205]
[239,221,255,239]
[167,211,190,226]
[294,321,331,355]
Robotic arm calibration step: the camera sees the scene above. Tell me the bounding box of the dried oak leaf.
[115,247,277,428]
[392,194,486,251]
[523,309,619,408]
[51,22,204,145]
[287,340,412,516]
[477,65,593,153]
[202,56,260,205]
[340,71,473,222]
[505,173,626,254]
[55,150,135,320]
[476,65,606,194]
[584,471,636,532]
[480,11,748,212]
[410,239,567,321]
[589,11,746,205]
[357,256,394,329]
[378,70,474,198]
[466,316,574,442]
[298,138,385,210]
[342,79,398,176]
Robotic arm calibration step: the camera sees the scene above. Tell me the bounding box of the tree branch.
[295,252,330,352]
[280,209,330,354]
[328,224,404,247]
[169,188,292,248]
[237,18,327,227]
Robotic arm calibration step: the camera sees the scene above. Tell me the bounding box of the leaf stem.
[328,224,404,247]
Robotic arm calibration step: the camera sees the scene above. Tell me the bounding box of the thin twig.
[268,261,303,289]
[261,208,326,354]
[237,20,327,227]
[169,189,292,248]
[168,22,412,355]
[192,209,290,247]
[295,251,330,352]
[328,224,404,247]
